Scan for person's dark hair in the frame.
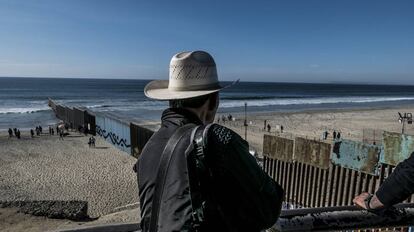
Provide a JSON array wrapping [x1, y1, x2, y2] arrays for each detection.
[[169, 92, 218, 109]]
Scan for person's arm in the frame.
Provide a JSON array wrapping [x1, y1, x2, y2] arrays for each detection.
[[353, 192, 385, 210], [354, 151, 414, 209]]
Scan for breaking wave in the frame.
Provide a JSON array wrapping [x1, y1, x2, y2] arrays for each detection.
[[79, 96, 414, 113], [219, 96, 414, 108], [0, 107, 51, 114]]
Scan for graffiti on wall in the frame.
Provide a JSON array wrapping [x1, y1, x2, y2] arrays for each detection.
[[96, 125, 131, 148], [95, 114, 131, 154]]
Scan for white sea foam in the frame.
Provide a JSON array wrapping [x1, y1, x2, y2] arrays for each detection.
[[0, 107, 51, 114], [219, 96, 414, 108], [51, 96, 414, 114]]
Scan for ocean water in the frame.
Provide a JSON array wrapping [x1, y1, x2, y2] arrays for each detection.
[[1, 77, 414, 130]]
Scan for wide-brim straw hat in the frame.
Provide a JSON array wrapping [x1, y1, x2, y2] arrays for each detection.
[[144, 51, 237, 100]]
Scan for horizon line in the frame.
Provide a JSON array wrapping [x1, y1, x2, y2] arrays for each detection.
[[0, 76, 413, 87]]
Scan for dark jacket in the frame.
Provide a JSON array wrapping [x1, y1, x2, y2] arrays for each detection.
[[136, 108, 284, 232], [376, 151, 414, 207]]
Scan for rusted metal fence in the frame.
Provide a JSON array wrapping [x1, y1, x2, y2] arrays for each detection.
[[264, 133, 414, 230], [130, 123, 154, 158], [263, 133, 414, 209]]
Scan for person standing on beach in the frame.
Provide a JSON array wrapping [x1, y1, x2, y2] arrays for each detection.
[[135, 51, 284, 232], [323, 130, 329, 140], [333, 130, 337, 140], [16, 129, 21, 139], [30, 129, 34, 138], [264, 120, 267, 130], [59, 129, 64, 140], [8, 128, 13, 138]]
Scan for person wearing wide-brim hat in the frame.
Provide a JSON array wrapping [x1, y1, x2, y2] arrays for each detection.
[[135, 51, 284, 232], [144, 50, 236, 100]]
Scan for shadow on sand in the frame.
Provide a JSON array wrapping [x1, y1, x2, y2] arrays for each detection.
[[92, 146, 109, 149]]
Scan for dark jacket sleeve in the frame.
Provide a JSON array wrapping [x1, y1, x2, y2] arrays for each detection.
[[208, 125, 285, 229], [376, 151, 414, 207]]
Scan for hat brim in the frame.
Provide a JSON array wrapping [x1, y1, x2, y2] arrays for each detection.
[[144, 79, 238, 100]]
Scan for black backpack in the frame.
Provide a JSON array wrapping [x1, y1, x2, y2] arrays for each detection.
[[148, 123, 283, 232], [148, 123, 220, 232]]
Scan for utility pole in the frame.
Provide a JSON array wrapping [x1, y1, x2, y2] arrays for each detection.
[[398, 112, 413, 134], [244, 102, 247, 141]]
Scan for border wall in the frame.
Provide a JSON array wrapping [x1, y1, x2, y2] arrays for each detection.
[[48, 99, 154, 157], [96, 113, 132, 154], [73, 107, 85, 130], [130, 122, 154, 158], [263, 133, 414, 209]]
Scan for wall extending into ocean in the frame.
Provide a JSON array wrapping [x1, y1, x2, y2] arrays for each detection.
[[48, 98, 154, 158]]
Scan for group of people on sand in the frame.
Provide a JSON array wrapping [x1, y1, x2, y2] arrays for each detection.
[[322, 130, 341, 140], [29, 125, 62, 138], [8, 128, 21, 139], [48, 126, 55, 135], [33, 125, 43, 136], [9, 124, 66, 140], [264, 120, 284, 133], [217, 114, 234, 124]]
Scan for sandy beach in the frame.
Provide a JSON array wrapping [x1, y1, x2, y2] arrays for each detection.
[[1, 105, 414, 231], [0, 130, 140, 231], [222, 105, 414, 154]]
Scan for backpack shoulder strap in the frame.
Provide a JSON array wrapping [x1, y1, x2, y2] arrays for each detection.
[[187, 123, 214, 228], [190, 123, 214, 150], [189, 123, 214, 174], [190, 123, 235, 231], [149, 123, 195, 232]]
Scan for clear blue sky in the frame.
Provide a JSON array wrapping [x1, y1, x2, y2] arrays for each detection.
[[0, 0, 413, 84]]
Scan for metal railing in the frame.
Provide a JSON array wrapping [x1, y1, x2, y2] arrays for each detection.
[[58, 204, 414, 232], [273, 203, 414, 231]]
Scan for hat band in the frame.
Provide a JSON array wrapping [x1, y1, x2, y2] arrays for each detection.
[[168, 82, 221, 91]]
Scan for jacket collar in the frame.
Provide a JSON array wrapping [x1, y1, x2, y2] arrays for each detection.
[[161, 108, 203, 127]]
